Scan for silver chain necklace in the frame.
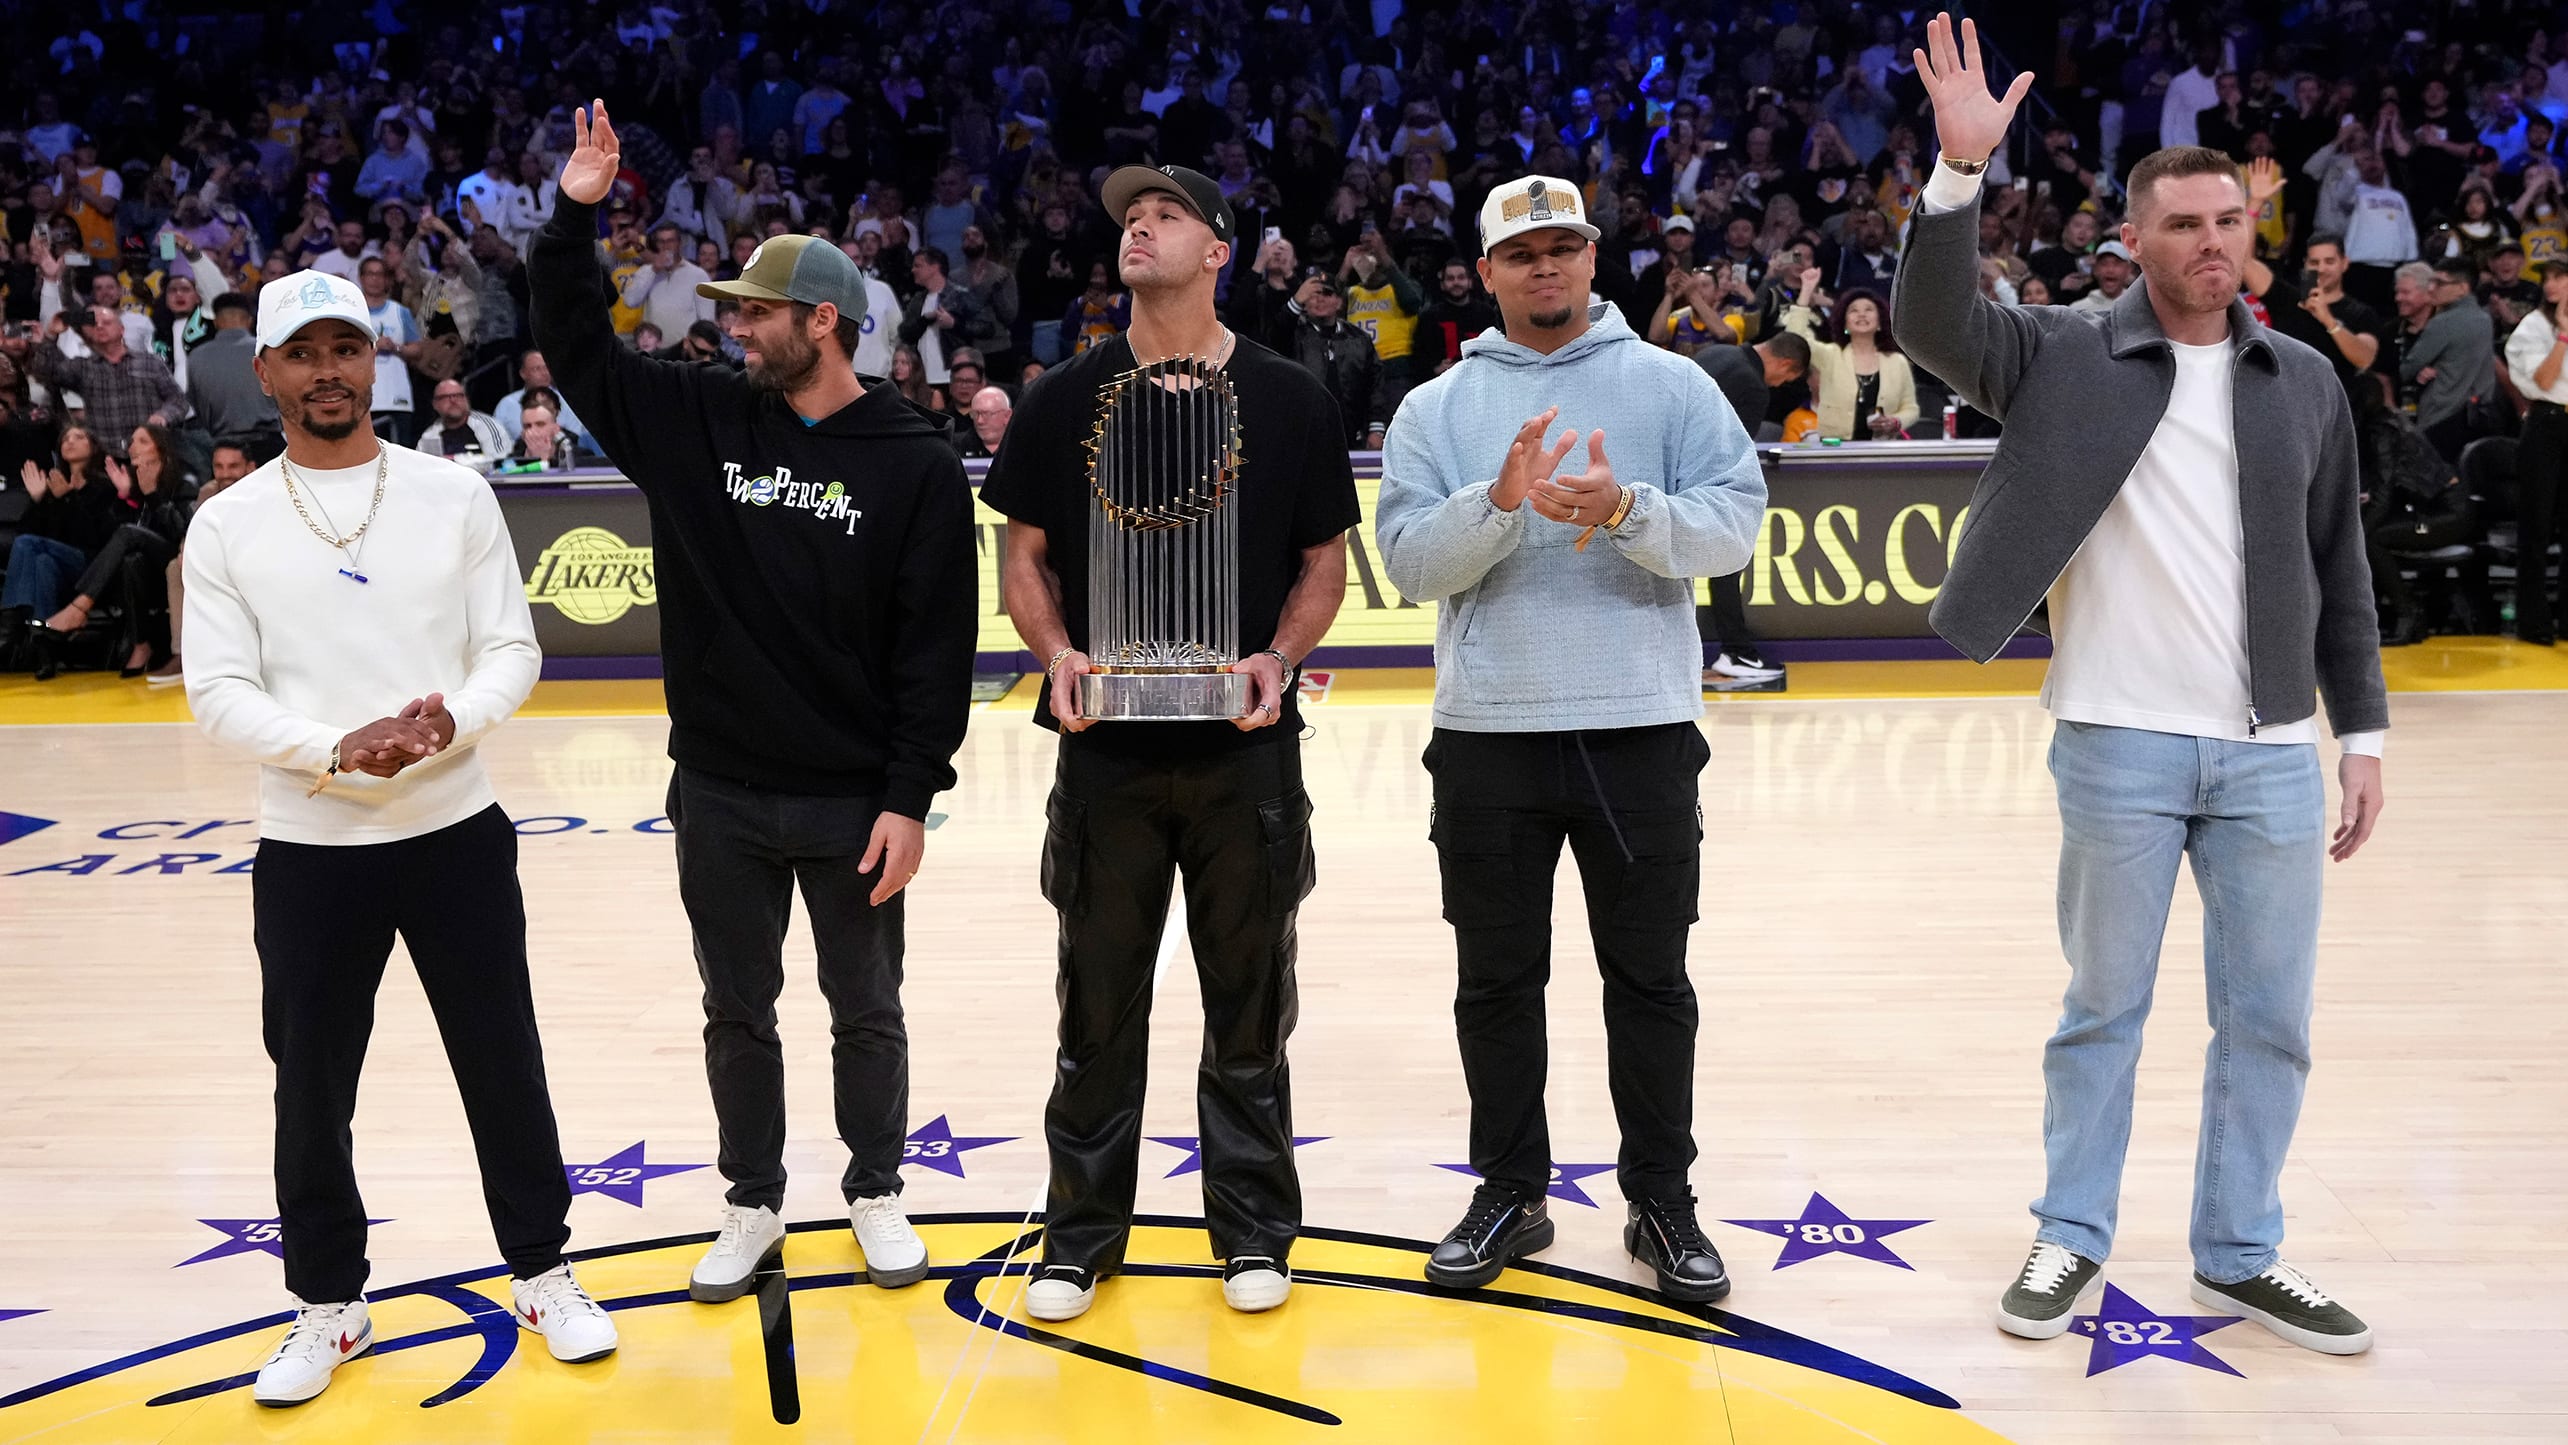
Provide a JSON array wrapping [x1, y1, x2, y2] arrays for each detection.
[[279, 445, 387, 584]]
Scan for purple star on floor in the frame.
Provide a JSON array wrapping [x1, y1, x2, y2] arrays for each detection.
[[0, 1310, 41, 1324], [1436, 1162, 1618, 1209], [179, 1217, 389, 1267], [1146, 1135, 1329, 1178], [563, 1141, 708, 1207], [901, 1115, 1017, 1179], [1721, 1192, 1933, 1270], [2071, 1284, 2245, 1377]]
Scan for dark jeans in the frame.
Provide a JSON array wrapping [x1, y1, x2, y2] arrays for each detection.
[[1, 534, 87, 615], [254, 806, 572, 1302], [2517, 403, 2567, 643], [1038, 736, 1315, 1275], [1424, 723, 1708, 1205], [1696, 572, 1762, 661], [666, 765, 908, 1209]]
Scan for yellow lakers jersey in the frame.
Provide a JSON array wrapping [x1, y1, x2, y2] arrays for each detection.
[[1346, 283, 1415, 361]]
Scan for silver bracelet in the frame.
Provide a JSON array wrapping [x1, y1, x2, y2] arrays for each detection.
[[1046, 646, 1075, 675]]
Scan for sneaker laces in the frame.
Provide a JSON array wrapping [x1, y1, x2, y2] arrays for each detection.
[[712, 1205, 758, 1255], [270, 1301, 352, 1362], [1453, 1184, 1523, 1241], [2260, 1261, 2333, 1308], [2021, 1242, 2082, 1295], [525, 1267, 604, 1321], [853, 1195, 910, 1239], [1640, 1195, 1711, 1254]]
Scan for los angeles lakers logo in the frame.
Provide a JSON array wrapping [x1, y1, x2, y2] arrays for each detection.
[[0, 1215, 2010, 1442], [524, 527, 657, 625]]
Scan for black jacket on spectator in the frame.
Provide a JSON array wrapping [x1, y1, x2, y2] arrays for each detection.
[[1417, 293, 1502, 372], [1264, 306, 1387, 443], [530, 196, 977, 818]]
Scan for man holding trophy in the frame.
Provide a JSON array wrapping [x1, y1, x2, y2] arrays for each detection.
[[984, 163, 1362, 1323]]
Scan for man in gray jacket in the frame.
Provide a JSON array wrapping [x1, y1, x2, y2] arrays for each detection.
[[1899, 14, 2388, 1357], [1378, 174, 1765, 1304], [2395, 259, 2497, 461]]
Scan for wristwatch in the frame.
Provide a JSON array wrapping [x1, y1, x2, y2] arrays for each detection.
[[1937, 152, 1993, 177]]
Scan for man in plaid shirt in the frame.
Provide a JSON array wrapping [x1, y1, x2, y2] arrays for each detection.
[[28, 305, 190, 455]]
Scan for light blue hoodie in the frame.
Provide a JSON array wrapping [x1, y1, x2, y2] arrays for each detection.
[[1377, 303, 1766, 732]]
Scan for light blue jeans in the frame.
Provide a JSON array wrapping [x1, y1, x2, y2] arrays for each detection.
[[2036, 720, 2325, 1285]]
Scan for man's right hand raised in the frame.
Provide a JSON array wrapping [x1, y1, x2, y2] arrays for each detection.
[[561, 99, 621, 207], [1912, 13, 2035, 165], [1490, 407, 1578, 513]]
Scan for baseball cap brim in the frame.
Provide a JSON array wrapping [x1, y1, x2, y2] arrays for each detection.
[[696, 277, 793, 303], [1100, 164, 1234, 241]]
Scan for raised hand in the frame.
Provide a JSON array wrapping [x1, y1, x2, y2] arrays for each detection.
[[1530, 428, 1621, 530], [560, 99, 621, 206], [1491, 407, 1578, 513], [1913, 13, 2035, 164], [2246, 156, 2285, 207], [105, 457, 133, 497]]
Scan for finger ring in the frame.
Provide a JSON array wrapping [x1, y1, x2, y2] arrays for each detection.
[[1568, 505, 1581, 521]]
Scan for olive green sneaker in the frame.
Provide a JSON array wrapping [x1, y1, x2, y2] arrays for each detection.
[[2191, 1262, 2373, 1355], [1996, 1241, 2104, 1339]]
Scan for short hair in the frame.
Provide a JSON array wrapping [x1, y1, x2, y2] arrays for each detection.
[[2126, 146, 2248, 218], [1763, 330, 1813, 370], [2303, 231, 2346, 257], [2393, 261, 2437, 290], [2431, 258, 2475, 287], [789, 300, 863, 358], [916, 246, 949, 274], [211, 440, 252, 461]]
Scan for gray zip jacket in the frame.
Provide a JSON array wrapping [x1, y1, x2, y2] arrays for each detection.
[[1892, 190, 2389, 739]]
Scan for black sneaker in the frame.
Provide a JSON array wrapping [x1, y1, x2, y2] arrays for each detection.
[[1025, 1264, 1096, 1322], [1625, 1194, 1730, 1302], [1221, 1255, 1291, 1312], [1995, 1240, 2104, 1339], [2192, 1262, 2373, 1355], [1426, 1183, 1554, 1290]]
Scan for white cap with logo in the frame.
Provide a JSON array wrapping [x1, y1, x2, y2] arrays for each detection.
[[1478, 175, 1602, 254], [256, 270, 378, 350]]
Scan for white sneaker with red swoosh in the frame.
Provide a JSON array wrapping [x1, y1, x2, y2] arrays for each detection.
[[252, 1297, 372, 1407], [510, 1264, 619, 1363]]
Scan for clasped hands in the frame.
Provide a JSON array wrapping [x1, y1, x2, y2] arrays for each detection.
[[1492, 407, 1625, 539]]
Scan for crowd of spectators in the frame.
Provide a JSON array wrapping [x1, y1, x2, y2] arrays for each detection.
[[2, 0, 2561, 668]]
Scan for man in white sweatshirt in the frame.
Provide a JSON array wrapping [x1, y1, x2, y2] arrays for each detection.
[[182, 269, 617, 1408], [1376, 174, 1766, 1304]]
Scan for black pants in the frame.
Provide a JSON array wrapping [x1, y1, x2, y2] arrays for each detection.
[[2517, 403, 2568, 643], [1696, 572, 1761, 660], [2365, 491, 2479, 616], [666, 766, 907, 1209], [1038, 736, 1315, 1275], [1425, 724, 1708, 1205], [74, 523, 176, 652], [254, 806, 572, 1302]]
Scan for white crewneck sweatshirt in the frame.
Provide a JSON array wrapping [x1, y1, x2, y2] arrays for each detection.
[[182, 448, 542, 845], [1921, 162, 2383, 758]]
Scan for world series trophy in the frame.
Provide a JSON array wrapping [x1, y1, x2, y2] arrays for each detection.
[[1078, 353, 1250, 721]]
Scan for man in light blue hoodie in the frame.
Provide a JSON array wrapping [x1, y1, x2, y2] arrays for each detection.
[[1377, 174, 1767, 1303]]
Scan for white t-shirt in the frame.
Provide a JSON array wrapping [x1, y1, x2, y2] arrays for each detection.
[[852, 276, 900, 377], [2341, 184, 2419, 265], [312, 246, 369, 282], [2040, 338, 2381, 754], [369, 299, 419, 412], [917, 287, 951, 383], [181, 448, 541, 845], [2160, 67, 2219, 149]]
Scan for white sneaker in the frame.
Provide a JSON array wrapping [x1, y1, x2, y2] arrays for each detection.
[[1222, 1257, 1291, 1313], [690, 1203, 786, 1302], [252, 1297, 372, 1407], [1025, 1264, 1096, 1322], [1708, 651, 1785, 681], [510, 1264, 618, 1363], [851, 1194, 930, 1288]]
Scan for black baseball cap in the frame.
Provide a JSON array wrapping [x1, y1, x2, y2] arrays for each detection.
[[1100, 164, 1235, 245]]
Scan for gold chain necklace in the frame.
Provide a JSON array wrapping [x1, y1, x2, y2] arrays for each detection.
[[279, 446, 387, 583]]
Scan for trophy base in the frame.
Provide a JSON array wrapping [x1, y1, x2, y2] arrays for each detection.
[[1079, 669, 1250, 722]]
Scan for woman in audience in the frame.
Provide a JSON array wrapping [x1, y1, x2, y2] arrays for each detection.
[[1783, 273, 1919, 440], [33, 424, 199, 678], [889, 343, 939, 410], [6, 425, 117, 675]]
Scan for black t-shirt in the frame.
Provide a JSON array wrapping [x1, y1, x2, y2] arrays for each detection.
[[980, 333, 1362, 757], [1694, 345, 1771, 436], [2260, 274, 2387, 400]]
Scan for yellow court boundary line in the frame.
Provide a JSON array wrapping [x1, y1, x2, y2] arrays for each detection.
[[2, 640, 2561, 728]]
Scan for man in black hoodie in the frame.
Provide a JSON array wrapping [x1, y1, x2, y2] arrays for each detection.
[[531, 101, 976, 1306]]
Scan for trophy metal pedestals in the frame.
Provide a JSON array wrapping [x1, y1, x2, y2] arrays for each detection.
[[1078, 354, 1248, 722]]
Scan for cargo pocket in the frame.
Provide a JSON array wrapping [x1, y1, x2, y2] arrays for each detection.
[[1427, 809, 1529, 928], [1605, 810, 1704, 930], [1256, 787, 1318, 917], [1039, 789, 1087, 916]]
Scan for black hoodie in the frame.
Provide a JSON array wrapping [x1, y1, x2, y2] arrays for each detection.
[[531, 197, 976, 818]]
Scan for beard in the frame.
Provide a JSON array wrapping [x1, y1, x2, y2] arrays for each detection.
[[745, 325, 823, 393], [282, 387, 368, 441], [1527, 306, 1576, 330]]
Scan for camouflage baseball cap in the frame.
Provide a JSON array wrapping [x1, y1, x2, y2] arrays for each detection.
[[697, 234, 864, 317]]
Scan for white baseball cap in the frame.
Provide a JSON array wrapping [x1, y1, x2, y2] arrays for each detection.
[[256, 270, 377, 350], [1478, 174, 1600, 254]]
